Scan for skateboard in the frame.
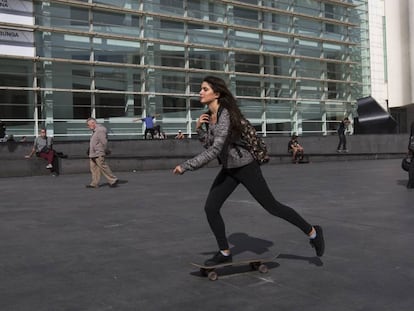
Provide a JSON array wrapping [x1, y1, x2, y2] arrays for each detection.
[[191, 258, 272, 281]]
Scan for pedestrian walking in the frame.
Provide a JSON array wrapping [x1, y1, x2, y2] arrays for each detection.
[[337, 117, 350, 152], [86, 118, 118, 188]]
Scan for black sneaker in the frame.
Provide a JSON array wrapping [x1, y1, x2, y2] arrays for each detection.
[[204, 251, 233, 266], [310, 225, 325, 257]]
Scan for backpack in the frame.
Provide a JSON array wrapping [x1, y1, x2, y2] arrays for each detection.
[[236, 118, 270, 165]]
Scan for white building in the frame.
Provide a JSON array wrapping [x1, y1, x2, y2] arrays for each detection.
[[0, 0, 369, 140], [369, 0, 414, 130]]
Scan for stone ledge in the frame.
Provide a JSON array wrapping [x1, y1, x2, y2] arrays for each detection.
[[0, 152, 406, 177], [0, 134, 410, 177]]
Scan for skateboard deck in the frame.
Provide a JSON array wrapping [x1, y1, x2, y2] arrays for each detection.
[[191, 258, 272, 281]]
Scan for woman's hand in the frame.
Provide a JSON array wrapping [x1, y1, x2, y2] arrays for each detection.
[[196, 113, 210, 129], [173, 165, 184, 175]]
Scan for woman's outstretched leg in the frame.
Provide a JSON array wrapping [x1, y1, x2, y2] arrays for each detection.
[[236, 162, 325, 257]]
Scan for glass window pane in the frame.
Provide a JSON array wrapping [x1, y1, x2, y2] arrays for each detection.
[[94, 0, 140, 10], [263, 13, 290, 32], [72, 91, 92, 120], [233, 7, 259, 28], [295, 0, 320, 15], [154, 19, 185, 41], [158, 45, 185, 68], [93, 11, 140, 36], [95, 67, 127, 91], [187, 1, 225, 22], [94, 38, 140, 64], [162, 96, 187, 118], [263, 34, 290, 53], [35, 3, 89, 29], [233, 31, 260, 50], [0, 59, 34, 87], [298, 81, 324, 100], [188, 23, 225, 46], [238, 98, 263, 119], [235, 53, 260, 74], [0, 89, 32, 119], [299, 102, 322, 119], [297, 19, 322, 37], [266, 100, 292, 119], [37, 33, 91, 58], [297, 60, 322, 78], [156, 0, 185, 17], [296, 40, 320, 58], [159, 71, 186, 93]]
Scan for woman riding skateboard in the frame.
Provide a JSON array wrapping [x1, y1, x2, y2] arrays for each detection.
[[173, 76, 325, 266]]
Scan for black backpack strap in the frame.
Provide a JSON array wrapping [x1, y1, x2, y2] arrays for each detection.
[[214, 106, 232, 166]]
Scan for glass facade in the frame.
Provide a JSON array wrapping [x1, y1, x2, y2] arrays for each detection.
[[0, 0, 369, 140]]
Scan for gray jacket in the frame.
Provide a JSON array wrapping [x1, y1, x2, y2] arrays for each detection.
[[34, 136, 53, 153], [180, 108, 253, 172], [89, 124, 108, 158]]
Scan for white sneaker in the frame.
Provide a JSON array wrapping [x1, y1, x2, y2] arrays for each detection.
[[46, 164, 53, 169]]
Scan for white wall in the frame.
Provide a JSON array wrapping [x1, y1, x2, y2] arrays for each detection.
[[384, 0, 412, 108], [409, 1, 414, 104], [368, 0, 387, 108]]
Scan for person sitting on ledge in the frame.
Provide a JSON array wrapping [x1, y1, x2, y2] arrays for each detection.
[[288, 134, 304, 163], [25, 128, 55, 170], [175, 130, 185, 140]]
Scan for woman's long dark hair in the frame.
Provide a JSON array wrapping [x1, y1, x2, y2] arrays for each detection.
[[202, 76, 243, 140]]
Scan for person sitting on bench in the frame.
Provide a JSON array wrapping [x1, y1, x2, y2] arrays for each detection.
[[25, 128, 55, 169], [288, 134, 304, 163]]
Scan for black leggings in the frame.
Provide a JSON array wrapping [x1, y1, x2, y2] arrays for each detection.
[[204, 161, 313, 250], [408, 155, 414, 188]]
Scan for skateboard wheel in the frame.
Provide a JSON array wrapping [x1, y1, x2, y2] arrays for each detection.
[[207, 271, 218, 281], [250, 262, 260, 270], [258, 264, 268, 274], [199, 268, 208, 276]]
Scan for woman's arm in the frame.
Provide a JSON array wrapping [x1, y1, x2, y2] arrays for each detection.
[[179, 109, 230, 172], [25, 139, 37, 158]]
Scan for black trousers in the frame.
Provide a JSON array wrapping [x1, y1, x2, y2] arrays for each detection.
[[204, 161, 313, 250], [337, 133, 346, 150], [144, 128, 155, 139]]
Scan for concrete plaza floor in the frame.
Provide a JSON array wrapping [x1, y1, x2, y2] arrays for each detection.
[[0, 159, 413, 311]]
